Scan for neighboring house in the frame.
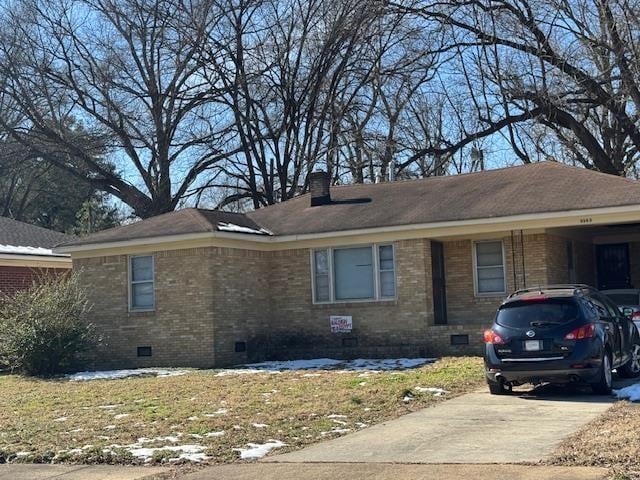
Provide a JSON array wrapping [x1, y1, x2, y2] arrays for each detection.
[[56, 161, 640, 369], [0, 217, 72, 295]]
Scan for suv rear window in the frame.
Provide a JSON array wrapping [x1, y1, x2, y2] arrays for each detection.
[[604, 293, 640, 306], [496, 298, 583, 329]]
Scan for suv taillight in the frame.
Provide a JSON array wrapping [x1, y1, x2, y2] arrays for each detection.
[[484, 329, 505, 344], [632, 311, 640, 321], [564, 324, 595, 340]]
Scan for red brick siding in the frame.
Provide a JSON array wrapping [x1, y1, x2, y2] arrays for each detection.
[[0, 266, 69, 295]]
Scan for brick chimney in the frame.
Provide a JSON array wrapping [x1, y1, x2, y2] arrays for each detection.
[[309, 171, 331, 206]]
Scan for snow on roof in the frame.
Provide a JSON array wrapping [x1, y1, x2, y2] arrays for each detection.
[[0, 244, 69, 257], [217, 222, 272, 235]]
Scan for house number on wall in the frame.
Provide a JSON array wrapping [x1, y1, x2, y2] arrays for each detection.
[[579, 217, 593, 224]]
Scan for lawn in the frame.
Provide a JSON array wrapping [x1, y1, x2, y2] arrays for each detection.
[[549, 400, 640, 480], [0, 357, 483, 466]]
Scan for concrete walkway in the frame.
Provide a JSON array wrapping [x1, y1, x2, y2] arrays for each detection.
[[266, 388, 615, 464], [182, 464, 608, 480], [0, 465, 167, 480]]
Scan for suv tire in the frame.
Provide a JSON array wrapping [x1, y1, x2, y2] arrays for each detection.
[[619, 342, 640, 378], [487, 378, 509, 395], [591, 351, 613, 395]]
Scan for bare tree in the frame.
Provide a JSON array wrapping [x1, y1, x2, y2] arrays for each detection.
[[198, 0, 393, 208], [0, 0, 240, 218], [397, 0, 640, 176]]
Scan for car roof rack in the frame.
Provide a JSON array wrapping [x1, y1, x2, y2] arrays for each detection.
[[508, 284, 596, 299]]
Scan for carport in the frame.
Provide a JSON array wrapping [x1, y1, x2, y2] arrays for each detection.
[[547, 222, 640, 290]]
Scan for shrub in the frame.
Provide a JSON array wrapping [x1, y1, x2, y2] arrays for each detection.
[[0, 272, 96, 376]]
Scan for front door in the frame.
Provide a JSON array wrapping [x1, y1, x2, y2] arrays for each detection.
[[597, 243, 631, 290]]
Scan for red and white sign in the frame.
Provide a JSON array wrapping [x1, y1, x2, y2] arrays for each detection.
[[330, 315, 352, 333]]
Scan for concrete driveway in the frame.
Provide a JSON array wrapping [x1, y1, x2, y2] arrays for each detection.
[[183, 464, 607, 480], [265, 384, 618, 464]]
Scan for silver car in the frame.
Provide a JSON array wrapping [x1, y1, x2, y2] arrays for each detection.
[[603, 289, 640, 333]]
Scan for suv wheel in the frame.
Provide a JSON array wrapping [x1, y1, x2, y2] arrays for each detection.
[[619, 342, 640, 378], [591, 352, 613, 395], [487, 378, 510, 395]]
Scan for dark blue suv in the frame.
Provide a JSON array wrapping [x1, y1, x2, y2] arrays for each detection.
[[484, 285, 640, 395]]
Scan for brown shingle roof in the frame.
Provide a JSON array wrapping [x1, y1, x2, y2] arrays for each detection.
[[247, 161, 640, 235], [0, 216, 73, 249], [58, 209, 265, 247], [59, 162, 640, 247]]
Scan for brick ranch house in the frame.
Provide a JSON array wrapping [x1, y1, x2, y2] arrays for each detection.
[[0, 217, 72, 295], [56, 161, 640, 369]]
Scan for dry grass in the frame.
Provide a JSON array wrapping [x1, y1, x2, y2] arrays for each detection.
[[549, 401, 640, 480], [0, 357, 483, 466]]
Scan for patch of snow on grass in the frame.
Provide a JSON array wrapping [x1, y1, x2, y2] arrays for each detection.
[[114, 414, 130, 419], [233, 440, 286, 459], [218, 357, 436, 375], [214, 369, 266, 377], [53, 417, 67, 422], [252, 423, 268, 428], [125, 444, 208, 463], [205, 431, 225, 437], [614, 383, 640, 401], [95, 437, 206, 463], [344, 358, 436, 371], [414, 387, 448, 396], [67, 368, 187, 381], [327, 414, 347, 418], [243, 359, 343, 370], [204, 408, 228, 416], [138, 435, 182, 444]]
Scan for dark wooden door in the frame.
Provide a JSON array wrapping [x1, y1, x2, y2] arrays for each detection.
[[597, 243, 631, 290], [431, 241, 448, 325]]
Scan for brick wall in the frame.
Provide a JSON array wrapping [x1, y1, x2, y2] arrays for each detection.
[[431, 234, 550, 355], [266, 239, 433, 360], [75, 249, 217, 369], [0, 266, 68, 295], [209, 247, 271, 366], [74, 232, 584, 368]]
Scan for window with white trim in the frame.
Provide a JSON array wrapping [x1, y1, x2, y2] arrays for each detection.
[[129, 255, 155, 310], [312, 245, 396, 303], [474, 241, 506, 295]]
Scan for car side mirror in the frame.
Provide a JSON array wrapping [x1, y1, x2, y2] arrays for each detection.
[[622, 307, 634, 319]]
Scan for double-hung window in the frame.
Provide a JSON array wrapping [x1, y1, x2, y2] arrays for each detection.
[[129, 255, 155, 311], [474, 241, 506, 295], [312, 244, 396, 303]]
